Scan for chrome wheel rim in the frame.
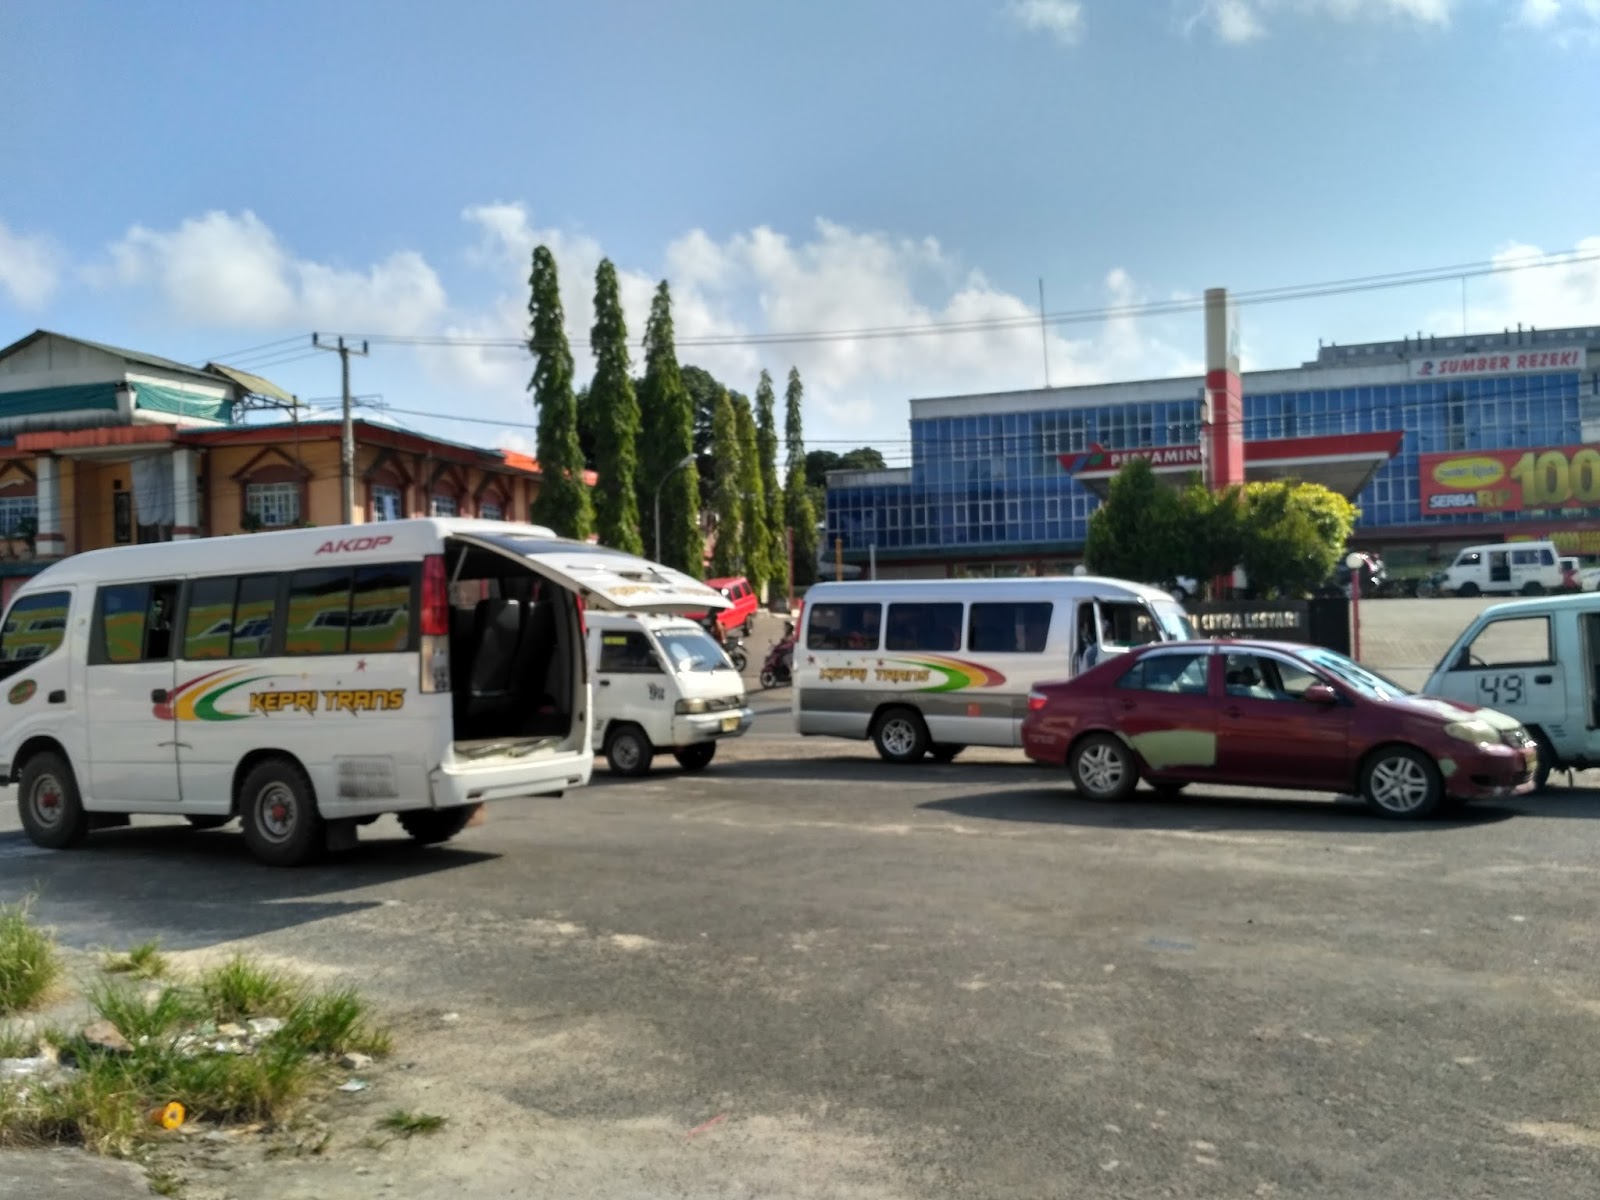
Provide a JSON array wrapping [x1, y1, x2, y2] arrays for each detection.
[[254, 782, 298, 844], [880, 718, 918, 758], [27, 772, 65, 830], [613, 736, 643, 771], [1076, 743, 1126, 796], [1369, 755, 1431, 813]]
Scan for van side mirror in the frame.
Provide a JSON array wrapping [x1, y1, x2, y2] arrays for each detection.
[[1303, 683, 1339, 705]]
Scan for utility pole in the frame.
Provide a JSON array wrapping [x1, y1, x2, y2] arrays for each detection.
[[313, 334, 370, 524], [1038, 278, 1051, 388]]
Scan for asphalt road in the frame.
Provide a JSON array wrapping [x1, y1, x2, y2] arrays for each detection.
[[4, 709, 1600, 1198]]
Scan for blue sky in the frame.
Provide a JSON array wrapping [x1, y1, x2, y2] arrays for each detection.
[[2, 0, 1598, 462]]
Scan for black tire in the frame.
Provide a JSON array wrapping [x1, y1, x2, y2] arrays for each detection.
[[1529, 728, 1555, 792], [1522, 581, 1545, 596], [1068, 734, 1138, 802], [673, 743, 717, 771], [238, 757, 325, 867], [1457, 582, 1480, 598], [872, 707, 930, 764], [742, 618, 755, 637], [605, 724, 654, 777], [1150, 781, 1188, 801], [17, 750, 89, 850], [759, 668, 779, 690], [1359, 745, 1444, 820], [398, 806, 476, 845], [185, 815, 232, 830], [729, 649, 747, 673], [929, 744, 965, 764]]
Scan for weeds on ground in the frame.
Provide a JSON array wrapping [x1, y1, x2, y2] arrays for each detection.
[[0, 901, 61, 1015], [0, 1026, 40, 1059], [199, 955, 305, 1021], [102, 939, 169, 981], [146, 1167, 184, 1196], [88, 982, 202, 1045], [377, 1109, 446, 1138], [278, 987, 393, 1058]]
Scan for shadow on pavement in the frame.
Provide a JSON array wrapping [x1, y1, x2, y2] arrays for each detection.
[[919, 786, 1519, 834], [0, 824, 497, 951]]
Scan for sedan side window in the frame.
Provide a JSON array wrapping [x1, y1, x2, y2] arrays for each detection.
[[1224, 653, 1322, 702], [1118, 652, 1209, 695]]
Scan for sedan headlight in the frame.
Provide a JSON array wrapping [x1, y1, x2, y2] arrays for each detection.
[[1444, 720, 1497, 746], [675, 698, 708, 715]]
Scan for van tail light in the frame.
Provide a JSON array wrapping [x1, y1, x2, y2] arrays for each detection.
[[1027, 690, 1048, 712], [575, 594, 587, 636], [420, 554, 450, 694]]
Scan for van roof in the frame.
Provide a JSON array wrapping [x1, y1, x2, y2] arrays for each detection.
[[12, 519, 560, 589], [1466, 591, 1600, 618], [587, 611, 705, 630], [802, 576, 1176, 603]]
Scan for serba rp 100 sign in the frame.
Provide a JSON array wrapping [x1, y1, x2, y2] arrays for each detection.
[[1419, 445, 1600, 515]]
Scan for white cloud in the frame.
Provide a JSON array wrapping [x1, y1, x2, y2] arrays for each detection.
[[1190, 0, 1456, 42], [1006, 0, 1086, 45], [1430, 238, 1600, 336], [0, 220, 63, 309], [92, 210, 448, 334], [1512, 0, 1600, 44], [1518, 0, 1563, 24]]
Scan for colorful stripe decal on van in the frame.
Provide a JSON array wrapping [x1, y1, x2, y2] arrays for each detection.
[[900, 656, 1007, 692], [160, 669, 267, 722]]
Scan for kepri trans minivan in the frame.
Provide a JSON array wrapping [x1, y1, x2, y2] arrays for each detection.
[[0, 519, 727, 866]]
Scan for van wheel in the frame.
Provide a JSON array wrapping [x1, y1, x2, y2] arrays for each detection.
[[238, 758, 324, 867], [1457, 582, 1480, 597], [1069, 734, 1137, 802], [398, 806, 476, 845], [1522, 581, 1545, 596], [1360, 745, 1443, 819], [606, 724, 654, 777], [673, 743, 717, 771], [929, 744, 965, 763], [742, 617, 755, 637], [1529, 728, 1555, 792], [873, 707, 929, 764], [185, 815, 232, 830], [18, 750, 89, 850]]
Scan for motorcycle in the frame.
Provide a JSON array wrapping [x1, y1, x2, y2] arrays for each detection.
[[725, 634, 748, 674], [759, 636, 794, 690], [1414, 571, 1447, 598]]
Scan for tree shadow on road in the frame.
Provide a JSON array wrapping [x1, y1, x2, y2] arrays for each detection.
[[919, 786, 1519, 835], [0, 823, 498, 951]]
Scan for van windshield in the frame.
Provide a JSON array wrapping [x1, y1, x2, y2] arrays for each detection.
[[657, 629, 734, 673], [1150, 601, 1195, 641]]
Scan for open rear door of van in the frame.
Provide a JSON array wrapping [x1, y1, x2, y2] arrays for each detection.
[[451, 532, 732, 614]]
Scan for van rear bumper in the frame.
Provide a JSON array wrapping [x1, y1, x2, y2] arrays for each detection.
[[429, 750, 593, 808]]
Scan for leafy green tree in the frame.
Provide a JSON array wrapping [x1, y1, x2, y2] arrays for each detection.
[[588, 259, 643, 553], [680, 364, 747, 509], [804, 447, 887, 490], [636, 282, 703, 573], [526, 245, 593, 539], [783, 367, 819, 586], [755, 370, 787, 599], [709, 390, 744, 577], [1083, 458, 1187, 583], [1236, 481, 1358, 597], [574, 384, 598, 470], [733, 395, 770, 591]]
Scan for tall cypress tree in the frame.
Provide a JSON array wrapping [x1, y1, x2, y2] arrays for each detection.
[[527, 245, 593, 539], [784, 367, 818, 584], [588, 259, 643, 553], [709, 390, 743, 577], [754, 370, 787, 599], [637, 282, 703, 574], [734, 395, 769, 591]]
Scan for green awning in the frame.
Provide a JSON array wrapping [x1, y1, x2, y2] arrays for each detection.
[[133, 383, 234, 423], [0, 383, 121, 418]]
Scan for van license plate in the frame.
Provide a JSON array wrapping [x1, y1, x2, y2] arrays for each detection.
[[721, 715, 739, 732]]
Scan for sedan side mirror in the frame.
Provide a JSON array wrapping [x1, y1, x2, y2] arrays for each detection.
[[1303, 683, 1339, 705]]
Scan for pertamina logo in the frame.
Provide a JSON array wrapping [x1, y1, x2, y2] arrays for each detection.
[[1431, 457, 1505, 488], [315, 535, 394, 555]]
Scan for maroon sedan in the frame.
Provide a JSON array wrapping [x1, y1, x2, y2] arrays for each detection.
[[1021, 640, 1537, 819]]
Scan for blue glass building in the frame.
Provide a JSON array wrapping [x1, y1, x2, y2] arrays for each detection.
[[825, 325, 1600, 576]]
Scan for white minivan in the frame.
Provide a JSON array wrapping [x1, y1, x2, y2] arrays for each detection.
[[795, 576, 1194, 762], [1424, 591, 1600, 789], [0, 519, 727, 866], [587, 612, 753, 776], [1442, 540, 1563, 597]]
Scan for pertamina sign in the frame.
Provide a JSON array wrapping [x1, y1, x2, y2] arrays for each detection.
[[1063, 443, 1202, 475], [1420, 444, 1600, 515], [1409, 347, 1585, 380]]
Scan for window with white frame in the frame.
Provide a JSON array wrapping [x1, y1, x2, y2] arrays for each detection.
[[479, 501, 504, 520], [0, 494, 38, 536], [430, 494, 458, 517], [371, 485, 403, 522], [245, 482, 300, 528]]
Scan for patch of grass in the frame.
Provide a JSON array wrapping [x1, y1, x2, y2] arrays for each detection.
[[377, 1109, 445, 1138], [146, 1167, 184, 1197], [0, 1062, 146, 1156], [88, 983, 202, 1045], [277, 987, 392, 1059], [198, 956, 304, 1022], [0, 1026, 39, 1059], [102, 940, 168, 981], [0, 901, 61, 1016]]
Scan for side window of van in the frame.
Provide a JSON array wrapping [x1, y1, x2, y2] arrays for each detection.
[[968, 602, 1053, 653], [599, 632, 661, 673], [885, 603, 963, 652], [284, 566, 415, 656], [0, 591, 71, 678], [807, 604, 882, 651], [1541, 549, 1556, 567], [183, 575, 283, 661], [94, 581, 180, 664], [1455, 616, 1553, 669]]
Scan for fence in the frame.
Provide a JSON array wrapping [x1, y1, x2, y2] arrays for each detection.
[[1183, 598, 1351, 656]]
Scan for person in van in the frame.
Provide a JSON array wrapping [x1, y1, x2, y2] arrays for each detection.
[[1074, 604, 1102, 676]]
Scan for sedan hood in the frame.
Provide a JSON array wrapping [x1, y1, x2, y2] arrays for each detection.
[[1389, 693, 1524, 731]]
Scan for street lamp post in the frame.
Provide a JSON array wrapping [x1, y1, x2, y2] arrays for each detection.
[[1346, 551, 1373, 662], [654, 453, 696, 564]]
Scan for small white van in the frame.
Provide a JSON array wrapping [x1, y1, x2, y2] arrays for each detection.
[[0, 519, 727, 866], [1442, 540, 1563, 597], [587, 612, 753, 775], [1423, 591, 1600, 788], [794, 576, 1194, 762]]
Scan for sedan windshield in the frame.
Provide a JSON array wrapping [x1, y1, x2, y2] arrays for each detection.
[[657, 630, 733, 673], [1301, 646, 1409, 700]]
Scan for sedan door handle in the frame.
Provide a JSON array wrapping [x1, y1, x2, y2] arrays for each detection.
[[151, 688, 169, 703], [1223, 705, 1242, 718], [1534, 674, 1554, 685]]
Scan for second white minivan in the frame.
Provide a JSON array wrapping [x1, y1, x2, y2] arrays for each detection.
[[1442, 540, 1563, 597], [587, 612, 753, 775]]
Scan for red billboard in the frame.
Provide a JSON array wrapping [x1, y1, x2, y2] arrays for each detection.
[[1419, 445, 1600, 515]]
